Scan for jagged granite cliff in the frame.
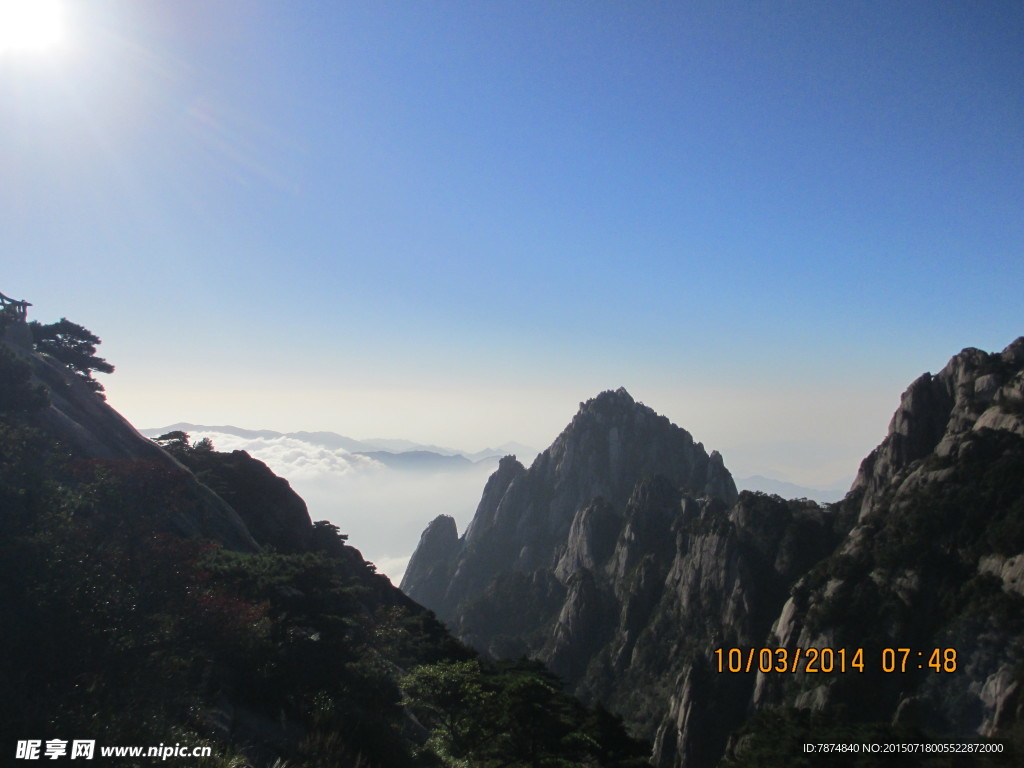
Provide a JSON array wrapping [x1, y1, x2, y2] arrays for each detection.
[[404, 343, 1024, 768], [735, 338, 1024, 757], [403, 387, 736, 608], [402, 389, 751, 750]]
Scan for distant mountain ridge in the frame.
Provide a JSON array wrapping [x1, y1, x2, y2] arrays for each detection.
[[140, 423, 536, 468], [142, 422, 374, 452], [355, 450, 474, 472]]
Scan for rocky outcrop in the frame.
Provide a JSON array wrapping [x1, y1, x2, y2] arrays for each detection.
[[402, 514, 461, 609], [852, 337, 1024, 521], [174, 448, 314, 553], [627, 492, 840, 766], [1, 316, 500, 768]]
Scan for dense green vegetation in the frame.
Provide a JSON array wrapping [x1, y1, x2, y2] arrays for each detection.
[[401, 659, 648, 768], [0, 344, 648, 767]]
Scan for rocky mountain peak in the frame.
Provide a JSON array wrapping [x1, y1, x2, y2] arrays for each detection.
[[496, 453, 524, 471], [401, 389, 742, 741], [1003, 336, 1024, 365], [402, 390, 739, 601], [562, 388, 665, 445], [533, 389, 737, 516], [580, 386, 636, 412]]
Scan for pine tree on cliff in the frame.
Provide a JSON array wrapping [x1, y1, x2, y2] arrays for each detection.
[[29, 318, 114, 397]]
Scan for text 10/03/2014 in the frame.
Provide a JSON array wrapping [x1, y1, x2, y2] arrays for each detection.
[[713, 647, 958, 674]]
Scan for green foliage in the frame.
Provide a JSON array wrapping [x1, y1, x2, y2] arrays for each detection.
[[154, 430, 219, 458], [29, 317, 114, 396], [154, 430, 192, 452], [0, 451, 260, 763], [153, 431, 216, 456], [401, 658, 649, 768], [312, 518, 348, 542], [402, 660, 495, 762], [996, 393, 1024, 418]]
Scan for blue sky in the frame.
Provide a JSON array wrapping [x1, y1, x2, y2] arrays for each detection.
[[3, 1, 1022, 487]]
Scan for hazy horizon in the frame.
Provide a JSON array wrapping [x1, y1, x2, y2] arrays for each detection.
[[127, 365, 919, 491], [141, 410, 858, 492]]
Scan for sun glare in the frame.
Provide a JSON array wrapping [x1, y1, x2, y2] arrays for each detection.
[[0, 0, 65, 54]]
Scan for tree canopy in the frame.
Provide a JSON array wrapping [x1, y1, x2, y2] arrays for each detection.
[[153, 432, 216, 457], [29, 318, 114, 396], [401, 658, 650, 768]]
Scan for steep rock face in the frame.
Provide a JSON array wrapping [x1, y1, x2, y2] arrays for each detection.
[[728, 339, 1024, 761], [852, 337, 1024, 521], [402, 514, 461, 610], [645, 498, 829, 761]]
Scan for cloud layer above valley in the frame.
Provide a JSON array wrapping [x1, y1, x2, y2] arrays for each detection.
[[188, 431, 385, 478]]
